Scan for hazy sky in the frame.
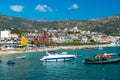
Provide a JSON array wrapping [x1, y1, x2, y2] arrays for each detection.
[[0, 0, 120, 20]]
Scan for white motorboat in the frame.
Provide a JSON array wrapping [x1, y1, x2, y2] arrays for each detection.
[[16, 56, 26, 59], [40, 51, 76, 62]]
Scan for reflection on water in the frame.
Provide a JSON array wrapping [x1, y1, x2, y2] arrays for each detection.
[[0, 46, 120, 80]]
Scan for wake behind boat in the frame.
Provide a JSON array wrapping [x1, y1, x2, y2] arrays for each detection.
[[40, 51, 76, 62]]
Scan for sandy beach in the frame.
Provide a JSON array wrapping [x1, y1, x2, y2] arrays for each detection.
[[0, 44, 119, 56]]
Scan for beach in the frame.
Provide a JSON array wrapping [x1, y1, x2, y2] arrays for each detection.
[[0, 44, 119, 55]]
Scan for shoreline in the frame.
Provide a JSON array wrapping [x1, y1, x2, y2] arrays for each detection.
[[0, 44, 120, 56]]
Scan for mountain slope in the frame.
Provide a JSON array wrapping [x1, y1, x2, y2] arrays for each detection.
[[0, 14, 120, 35]]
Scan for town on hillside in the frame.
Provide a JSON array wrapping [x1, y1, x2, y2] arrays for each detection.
[[0, 27, 120, 51]]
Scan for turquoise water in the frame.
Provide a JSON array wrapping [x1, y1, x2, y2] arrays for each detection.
[[0, 46, 120, 80]]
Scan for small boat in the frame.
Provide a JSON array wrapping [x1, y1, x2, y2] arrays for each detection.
[[16, 56, 26, 59], [40, 51, 76, 62], [7, 60, 15, 65], [83, 58, 120, 64], [85, 47, 94, 50], [83, 53, 120, 64]]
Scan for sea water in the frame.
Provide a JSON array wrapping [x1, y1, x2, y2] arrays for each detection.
[[0, 46, 120, 80]]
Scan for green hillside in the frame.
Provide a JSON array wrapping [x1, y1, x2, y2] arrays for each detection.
[[0, 14, 120, 36]]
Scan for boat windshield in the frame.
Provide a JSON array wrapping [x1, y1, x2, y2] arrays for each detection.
[[61, 52, 67, 55]]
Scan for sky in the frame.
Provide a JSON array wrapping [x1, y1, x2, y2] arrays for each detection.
[[0, 0, 120, 20]]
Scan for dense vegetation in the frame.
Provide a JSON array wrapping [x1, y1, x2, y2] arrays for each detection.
[[0, 14, 120, 36]]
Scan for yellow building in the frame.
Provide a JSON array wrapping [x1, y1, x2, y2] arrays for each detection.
[[21, 37, 28, 46]]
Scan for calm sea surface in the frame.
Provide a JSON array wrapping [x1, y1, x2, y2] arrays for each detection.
[[0, 46, 120, 80]]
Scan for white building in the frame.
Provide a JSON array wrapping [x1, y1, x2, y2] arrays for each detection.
[[58, 36, 65, 42], [0, 30, 11, 39], [81, 36, 88, 42]]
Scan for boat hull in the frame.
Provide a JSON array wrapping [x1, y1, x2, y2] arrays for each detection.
[[44, 57, 74, 62], [83, 58, 120, 64], [40, 56, 75, 62]]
